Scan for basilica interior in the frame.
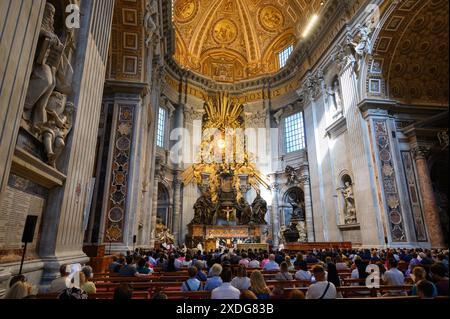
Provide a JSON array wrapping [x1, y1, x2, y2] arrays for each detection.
[[0, 0, 448, 298]]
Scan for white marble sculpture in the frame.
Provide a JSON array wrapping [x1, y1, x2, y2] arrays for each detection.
[[23, 3, 64, 129], [340, 181, 357, 224], [41, 92, 74, 167], [326, 78, 344, 119], [144, 0, 158, 48]]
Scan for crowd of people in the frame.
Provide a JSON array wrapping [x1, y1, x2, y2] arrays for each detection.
[[3, 246, 449, 300]]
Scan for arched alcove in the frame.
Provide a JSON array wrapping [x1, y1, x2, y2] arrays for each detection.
[[282, 187, 305, 226], [157, 183, 171, 227]]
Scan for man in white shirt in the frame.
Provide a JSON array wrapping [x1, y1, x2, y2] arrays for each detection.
[[211, 268, 240, 299], [49, 264, 72, 293], [306, 265, 337, 299], [382, 258, 406, 296]]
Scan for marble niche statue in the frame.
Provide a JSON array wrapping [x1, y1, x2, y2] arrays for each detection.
[[250, 189, 268, 225], [23, 3, 74, 168], [288, 195, 305, 221], [144, 0, 158, 48], [339, 181, 358, 224], [326, 78, 344, 119]]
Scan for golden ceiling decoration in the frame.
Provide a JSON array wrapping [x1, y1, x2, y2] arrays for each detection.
[[173, 0, 323, 82]]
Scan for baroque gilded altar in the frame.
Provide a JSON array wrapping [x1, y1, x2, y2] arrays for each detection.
[[183, 92, 270, 246]]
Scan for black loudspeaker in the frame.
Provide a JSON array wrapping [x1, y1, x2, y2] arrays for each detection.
[[22, 215, 38, 243], [133, 235, 137, 244]]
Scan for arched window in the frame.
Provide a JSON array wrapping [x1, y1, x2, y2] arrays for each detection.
[[278, 44, 294, 69], [156, 107, 167, 148], [284, 112, 306, 153]]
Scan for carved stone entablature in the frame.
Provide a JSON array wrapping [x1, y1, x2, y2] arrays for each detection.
[[245, 107, 267, 128], [325, 116, 347, 139], [358, 99, 396, 120], [184, 106, 204, 124]]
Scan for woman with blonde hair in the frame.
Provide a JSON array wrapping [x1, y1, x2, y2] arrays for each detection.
[[284, 256, 295, 271], [79, 269, 97, 294], [273, 262, 294, 296], [5, 281, 32, 299], [249, 270, 271, 299]]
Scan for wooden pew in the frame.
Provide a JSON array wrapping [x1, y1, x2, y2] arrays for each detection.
[[95, 281, 190, 293], [36, 291, 149, 299], [88, 291, 149, 299], [161, 291, 211, 299], [93, 276, 153, 283], [345, 296, 420, 300], [284, 285, 413, 298], [266, 280, 311, 288]]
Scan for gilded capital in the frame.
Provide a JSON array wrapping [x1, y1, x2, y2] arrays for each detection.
[[411, 146, 431, 160]]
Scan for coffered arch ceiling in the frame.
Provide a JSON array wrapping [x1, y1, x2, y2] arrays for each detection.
[[372, 0, 449, 106], [173, 0, 324, 83]]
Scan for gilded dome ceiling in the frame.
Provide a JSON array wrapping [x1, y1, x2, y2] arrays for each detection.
[[173, 0, 324, 83]]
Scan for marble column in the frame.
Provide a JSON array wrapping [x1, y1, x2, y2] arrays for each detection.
[[171, 103, 184, 244], [149, 175, 160, 248], [172, 177, 182, 244], [412, 146, 445, 248], [302, 176, 315, 242], [271, 182, 280, 248]]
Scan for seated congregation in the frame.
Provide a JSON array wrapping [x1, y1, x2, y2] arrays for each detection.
[[4, 248, 449, 300]]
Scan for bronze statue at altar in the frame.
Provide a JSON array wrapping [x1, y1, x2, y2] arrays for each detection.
[[250, 189, 268, 225], [189, 174, 268, 226], [192, 190, 217, 225]]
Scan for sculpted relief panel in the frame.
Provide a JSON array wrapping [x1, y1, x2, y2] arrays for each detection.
[[213, 19, 238, 44], [20, 2, 75, 171], [259, 6, 284, 32], [174, 0, 198, 22]]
